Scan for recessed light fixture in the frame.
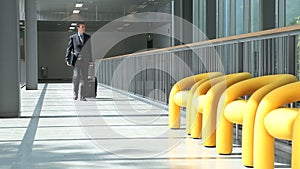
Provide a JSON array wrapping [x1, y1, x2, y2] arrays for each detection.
[[73, 9, 80, 14], [75, 3, 83, 8], [71, 23, 77, 26], [69, 27, 75, 30], [123, 23, 130, 27]]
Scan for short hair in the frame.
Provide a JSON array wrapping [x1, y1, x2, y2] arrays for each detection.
[[77, 21, 85, 27]]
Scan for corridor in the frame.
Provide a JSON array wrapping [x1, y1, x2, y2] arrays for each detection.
[[0, 83, 289, 169]]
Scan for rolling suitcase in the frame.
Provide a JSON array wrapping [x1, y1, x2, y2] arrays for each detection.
[[86, 63, 97, 98]]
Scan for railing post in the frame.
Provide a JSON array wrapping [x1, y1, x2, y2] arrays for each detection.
[[238, 42, 244, 72], [288, 35, 296, 75]]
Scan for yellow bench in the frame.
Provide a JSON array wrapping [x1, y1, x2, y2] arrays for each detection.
[[189, 73, 248, 137], [189, 72, 252, 147], [169, 72, 222, 128], [186, 75, 228, 134], [215, 74, 297, 167], [254, 82, 300, 169]]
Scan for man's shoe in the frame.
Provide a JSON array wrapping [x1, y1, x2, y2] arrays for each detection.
[[74, 92, 78, 100], [80, 97, 87, 101]]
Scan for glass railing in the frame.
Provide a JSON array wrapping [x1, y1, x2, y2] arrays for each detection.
[[95, 25, 300, 104]]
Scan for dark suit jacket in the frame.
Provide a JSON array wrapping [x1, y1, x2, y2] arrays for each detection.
[[65, 33, 92, 66]]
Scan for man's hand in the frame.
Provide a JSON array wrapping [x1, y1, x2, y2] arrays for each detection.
[[66, 62, 72, 67]]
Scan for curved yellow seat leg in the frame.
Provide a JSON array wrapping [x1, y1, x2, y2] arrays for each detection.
[[265, 108, 300, 169], [190, 95, 206, 138], [189, 72, 252, 141], [292, 110, 300, 169], [186, 78, 213, 134], [216, 74, 297, 167], [201, 72, 252, 147], [203, 72, 252, 146], [254, 82, 300, 169], [169, 72, 222, 128], [190, 74, 235, 138]]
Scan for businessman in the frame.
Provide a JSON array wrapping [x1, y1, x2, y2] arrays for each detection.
[[65, 22, 92, 101]]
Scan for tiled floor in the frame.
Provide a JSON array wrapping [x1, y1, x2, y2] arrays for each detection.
[[0, 83, 291, 169]]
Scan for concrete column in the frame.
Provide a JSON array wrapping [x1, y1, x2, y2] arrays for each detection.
[[25, 0, 38, 90], [0, 0, 20, 117]]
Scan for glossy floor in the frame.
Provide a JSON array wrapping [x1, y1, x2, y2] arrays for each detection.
[[0, 83, 290, 169]]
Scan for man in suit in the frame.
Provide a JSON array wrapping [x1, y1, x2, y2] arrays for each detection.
[[65, 22, 92, 101]]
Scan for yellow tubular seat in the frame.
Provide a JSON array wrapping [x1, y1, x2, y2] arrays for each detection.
[[168, 72, 223, 128], [186, 78, 219, 134], [189, 74, 243, 137], [254, 82, 300, 169], [186, 75, 228, 135], [190, 72, 252, 147], [173, 91, 190, 107], [265, 108, 298, 140], [216, 74, 297, 167], [224, 99, 246, 124]]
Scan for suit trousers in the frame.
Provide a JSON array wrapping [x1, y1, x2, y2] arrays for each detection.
[[73, 59, 89, 98]]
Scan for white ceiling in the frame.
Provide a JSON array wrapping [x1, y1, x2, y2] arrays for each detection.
[[28, 0, 171, 32], [34, 0, 171, 21]]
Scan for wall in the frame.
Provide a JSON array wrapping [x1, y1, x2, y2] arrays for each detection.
[[104, 34, 148, 58], [152, 23, 171, 49], [38, 31, 149, 81], [38, 31, 73, 81]]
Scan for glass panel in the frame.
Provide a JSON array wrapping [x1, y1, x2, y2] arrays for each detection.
[[236, 0, 244, 35], [286, 5, 299, 82], [275, 0, 278, 27], [286, 0, 300, 26], [250, 0, 260, 32], [297, 35, 300, 79], [224, 0, 231, 36]]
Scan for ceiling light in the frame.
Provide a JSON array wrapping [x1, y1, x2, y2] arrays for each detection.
[[117, 27, 123, 30], [69, 27, 75, 30], [71, 23, 77, 26], [73, 9, 80, 14], [75, 3, 83, 8], [123, 23, 130, 27]]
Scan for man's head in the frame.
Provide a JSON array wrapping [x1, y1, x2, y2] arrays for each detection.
[[77, 22, 86, 34]]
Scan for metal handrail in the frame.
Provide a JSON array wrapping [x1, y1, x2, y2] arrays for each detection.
[[97, 24, 300, 61]]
